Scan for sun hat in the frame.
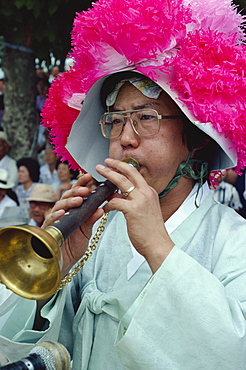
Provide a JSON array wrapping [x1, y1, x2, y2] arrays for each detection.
[[0, 206, 29, 228], [0, 169, 15, 189], [26, 184, 56, 203], [41, 0, 246, 184]]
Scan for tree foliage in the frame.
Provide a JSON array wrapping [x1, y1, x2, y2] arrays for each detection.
[[0, 0, 93, 160], [234, 0, 246, 14], [0, 0, 93, 66], [0, 0, 244, 75]]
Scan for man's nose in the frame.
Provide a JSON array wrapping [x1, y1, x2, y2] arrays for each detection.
[[120, 118, 139, 147]]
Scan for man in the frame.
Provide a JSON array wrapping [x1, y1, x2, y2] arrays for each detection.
[[39, 146, 59, 189], [26, 183, 56, 227], [213, 170, 243, 212], [0, 131, 18, 186], [0, 0, 246, 369], [48, 65, 61, 84]]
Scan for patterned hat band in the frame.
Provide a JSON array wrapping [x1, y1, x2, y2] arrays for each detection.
[[106, 77, 163, 107]]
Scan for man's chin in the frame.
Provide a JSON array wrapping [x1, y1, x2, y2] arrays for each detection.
[[33, 218, 43, 225]]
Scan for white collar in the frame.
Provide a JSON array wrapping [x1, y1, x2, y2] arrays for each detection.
[[127, 182, 211, 279]]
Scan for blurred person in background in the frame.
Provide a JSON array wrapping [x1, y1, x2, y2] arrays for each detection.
[[54, 159, 79, 199], [15, 157, 40, 209], [36, 78, 49, 118], [0, 131, 18, 186], [217, 167, 246, 218], [26, 183, 56, 227], [235, 168, 246, 218], [39, 146, 59, 187], [48, 65, 61, 84], [213, 169, 242, 212], [0, 169, 18, 217]]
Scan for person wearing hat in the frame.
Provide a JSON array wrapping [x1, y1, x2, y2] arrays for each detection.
[[26, 183, 57, 227], [0, 131, 18, 186], [0, 0, 246, 368], [15, 157, 40, 210], [0, 168, 17, 217]]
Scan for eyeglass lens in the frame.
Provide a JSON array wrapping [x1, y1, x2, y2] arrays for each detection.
[[30, 201, 49, 210], [102, 109, 159, 138]]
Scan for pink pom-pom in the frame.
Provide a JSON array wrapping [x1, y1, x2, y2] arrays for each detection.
[[184, 0, 245, 43], [170, 29, 246, 173], [41, 72, 82, 170], [70, 0, 192, 90], [209, 170, 227, 189]]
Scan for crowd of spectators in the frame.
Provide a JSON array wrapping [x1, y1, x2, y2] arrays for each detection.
[[0, 123, 82, 228]]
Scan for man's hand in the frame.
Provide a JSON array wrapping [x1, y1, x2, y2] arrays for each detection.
[[42, 173, 104, 278], [96, 159, 174, 273]]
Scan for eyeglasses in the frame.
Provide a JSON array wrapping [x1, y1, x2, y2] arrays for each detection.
[[29, 201, 51, 210], [99, 109, 183, 139]]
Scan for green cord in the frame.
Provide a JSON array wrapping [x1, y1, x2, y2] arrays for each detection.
[[158, 149, 208, 207]]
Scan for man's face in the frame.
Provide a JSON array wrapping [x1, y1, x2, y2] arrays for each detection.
[[51, 66, 60, 76], [29, 201, 53, 227], [109, 82, 189, 195], [18, 166, 31, 184], [57, 163, 72, 182], [44, 148, 57, 166]]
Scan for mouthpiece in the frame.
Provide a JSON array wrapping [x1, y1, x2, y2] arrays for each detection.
[[123, 157, 140, 170]]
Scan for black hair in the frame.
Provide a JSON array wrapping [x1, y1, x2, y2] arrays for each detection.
[[101, 71, 144, 110], [182, 114, 216, 176], [17, 157, 40, 182], [55, 159, 79, 180], [6, 189, 19, 205]]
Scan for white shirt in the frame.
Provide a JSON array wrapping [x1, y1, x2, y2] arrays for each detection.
[[39, 164, 59, 189], [0, 194, 17, 217], [0, 155, 18, 186]]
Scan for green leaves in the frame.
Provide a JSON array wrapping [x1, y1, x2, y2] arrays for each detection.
[[14, 0, 26, 9], [0, 0, 92, 65]]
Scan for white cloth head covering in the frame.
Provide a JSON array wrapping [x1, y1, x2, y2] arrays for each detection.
[[66, 70, 236, 181]]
